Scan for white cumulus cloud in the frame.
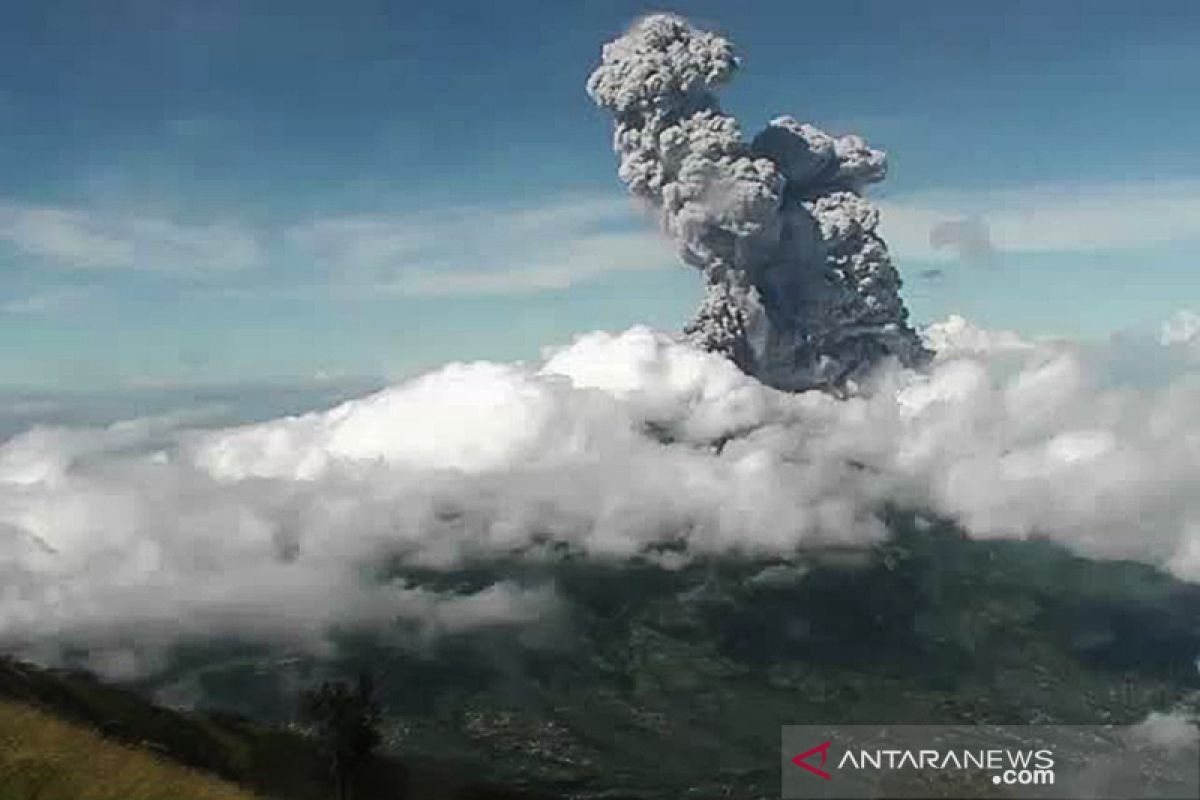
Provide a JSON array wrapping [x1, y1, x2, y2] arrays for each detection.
[[1162, 310, 1200, 347], [2, 317, 1199, 674]]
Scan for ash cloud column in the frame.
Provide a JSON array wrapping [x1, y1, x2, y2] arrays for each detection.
[[587, 14, 928, 392]]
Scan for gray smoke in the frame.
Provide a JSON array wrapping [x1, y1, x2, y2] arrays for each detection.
[[930, 216, 994, 262], [587, 14, 928, 391]]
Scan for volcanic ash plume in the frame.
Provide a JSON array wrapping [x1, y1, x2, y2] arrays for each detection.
[[587, 14, 928, 392]]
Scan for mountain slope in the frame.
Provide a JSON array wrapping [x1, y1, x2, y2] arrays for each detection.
[[0, 698, 260, 800], [7, 518, 1200, 799], [0, 657, 545, 800], [162, 517, 1200, 798]]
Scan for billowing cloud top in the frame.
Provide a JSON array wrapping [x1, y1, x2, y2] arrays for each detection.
[[587, 14, 927, 392], [586, 14, 737, 117]]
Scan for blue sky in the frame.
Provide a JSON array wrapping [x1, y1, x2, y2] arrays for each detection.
[[2, 0, 1199, 394]]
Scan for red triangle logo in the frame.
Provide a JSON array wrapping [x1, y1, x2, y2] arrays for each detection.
[[791, 740, 833, 780]]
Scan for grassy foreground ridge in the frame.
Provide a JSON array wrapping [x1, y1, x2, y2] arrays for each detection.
[[0, 698, 260, 800], [0, 657, 545, 800]]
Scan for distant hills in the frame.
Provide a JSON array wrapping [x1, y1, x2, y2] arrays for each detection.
[[5, 517, 1200, 799]]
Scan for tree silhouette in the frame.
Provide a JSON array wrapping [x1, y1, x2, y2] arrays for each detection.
[[300, 673, 382, 800]]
